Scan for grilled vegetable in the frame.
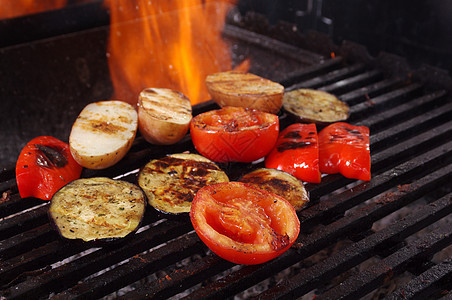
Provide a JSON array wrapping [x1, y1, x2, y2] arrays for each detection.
[[138, 153, 229, 215], [265, 123, 321, 183], [205, 71, 284, 114], [49, 177, 146, 242], [69, 100, 138, 169], [190, 106, 279, 163], [190, 182, 300, 265], [138, 88, 192, 145], [283, 89, 349, 125], [318, 122, 371, 181], [239, 168, 309, 211], [16, 136, 82, 201]]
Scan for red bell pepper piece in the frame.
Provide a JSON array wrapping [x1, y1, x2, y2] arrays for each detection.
[[265, 123, 321, 183], [318, 122, 371, 181], [15, 136, 83, 200]]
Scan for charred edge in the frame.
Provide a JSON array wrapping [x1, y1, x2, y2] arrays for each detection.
[[277, 141, 313, 152], [34, 144, 68, 168], [343, 126, 364, 140], [283, 130, 301, 139]]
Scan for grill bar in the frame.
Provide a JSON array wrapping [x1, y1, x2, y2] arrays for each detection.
[[348, 83, 423, 123], [115, 254, 232, 300], [279, 56, 345, 87], [319, 225, 451, 300], [320, 69, 383, 95], [339, 78, 404, 106], [287, 63, 367, 90], [388, 256, 452, 299], [255, 191, 452, 299], [1, 26, 451, 299], [1, 219, 194, 299], [300, 128, 452, 226], [51, 232, 213, 300]]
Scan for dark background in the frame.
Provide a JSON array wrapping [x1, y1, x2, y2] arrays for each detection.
[[237, 0, 452, 71]]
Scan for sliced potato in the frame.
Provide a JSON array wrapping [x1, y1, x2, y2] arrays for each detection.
[[138, 153, 229, 215], [283, 88, 350, 124], [205, 71, 284, 114], [49, 177, 146, 242], [138, 88, 192, 145], [239, 168, 309, 211], [69, 100, 138, 169]]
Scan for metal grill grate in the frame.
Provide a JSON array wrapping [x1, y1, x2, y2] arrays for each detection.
[[1, 22, 451, 300]]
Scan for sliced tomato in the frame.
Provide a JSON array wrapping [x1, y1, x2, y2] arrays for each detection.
[[190, 182, 300, 265], [318, 122, 371, 181], [265, 123, 321, 183], [190, 106, 279, 163], [15, 136, 83, 200]]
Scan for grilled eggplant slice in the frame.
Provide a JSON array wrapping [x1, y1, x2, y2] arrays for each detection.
[[138, 153, 229, 215], [205, 71, 284, 114], [283, 88, 349, 125], [49, 177, 146, 242], [239, 168, 309, 211]]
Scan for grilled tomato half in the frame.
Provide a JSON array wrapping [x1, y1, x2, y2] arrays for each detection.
[[15, 135, 82, 200], [190, 106, 279, 163], [190, 182, 300, 265]]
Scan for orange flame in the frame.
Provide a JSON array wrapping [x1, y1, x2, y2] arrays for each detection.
[[104, 0, 240, 105], [0, 0, 67, 19]]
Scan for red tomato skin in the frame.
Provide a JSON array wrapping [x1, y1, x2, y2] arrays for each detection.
[[190, 107, 279, 163], [265, 123, 321, 183], [15, 136, 83, 200], [318, 122, 371, 181], [190, 182, 300, 265]]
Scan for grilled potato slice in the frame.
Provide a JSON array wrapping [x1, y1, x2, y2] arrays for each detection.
[[138, 88, 192, 145], [138, 153, 229, 215], [239, 168, 309, 211], [283, 88, 350, 125], [69, 100, 138, 169], [205, 71, 284, 114], [49, 177, 146, 242]]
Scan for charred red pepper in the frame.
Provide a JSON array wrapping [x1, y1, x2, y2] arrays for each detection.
[[265, 123, 321, 183], [318, 122, 371, 181], [15, 136, 83, 200]]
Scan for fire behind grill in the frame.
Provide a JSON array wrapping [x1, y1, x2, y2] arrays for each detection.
[[1, 12, 452, 300]]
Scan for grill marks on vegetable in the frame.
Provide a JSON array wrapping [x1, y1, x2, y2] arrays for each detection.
[[138, 153, 229, 214], [277, 130, 315, 152], [49, 177, 146, 242], [147, 157, 220, 204], [34, 144, 68, 168], [83, 118, 129, 135]]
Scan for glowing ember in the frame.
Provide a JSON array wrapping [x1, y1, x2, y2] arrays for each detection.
[[0, 0, 67, 19], [104, 0, 242, 105]]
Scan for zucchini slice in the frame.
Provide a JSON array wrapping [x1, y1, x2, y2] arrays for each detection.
[[239, 168, 309, 211], [283, 88, 350, 125], [138, 153, 229, 215], [49, 177, 146, 242]]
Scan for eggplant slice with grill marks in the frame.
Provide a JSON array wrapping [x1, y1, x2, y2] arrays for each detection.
[[138, 153, 229, 216], [239, 168, 309, 211], [49, 177, 146, 242], [283, 88, 350, 125]]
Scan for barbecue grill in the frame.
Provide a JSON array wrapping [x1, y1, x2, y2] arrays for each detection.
[[1, 2, 451, 299]]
